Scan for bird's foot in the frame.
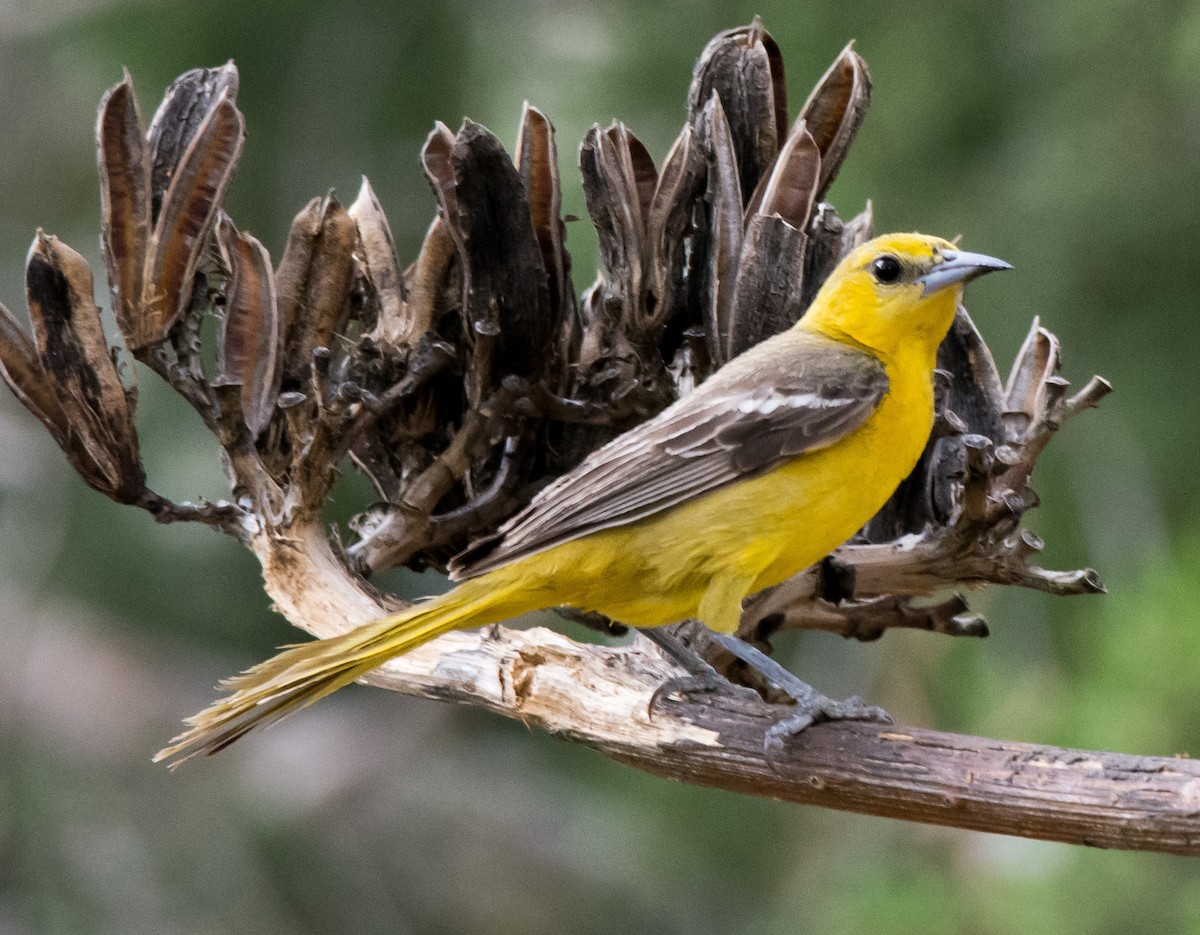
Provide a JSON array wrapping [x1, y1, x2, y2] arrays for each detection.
[[641, 627, 758, 720], [641, 628, 890, 750], [706, 633, 891, 759], [648, 670, 735, 719], [762, 692, 891, 758]]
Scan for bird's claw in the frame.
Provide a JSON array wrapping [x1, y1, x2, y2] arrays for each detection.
[[647, 672, 759, 721], [763, 693, 892, 760]]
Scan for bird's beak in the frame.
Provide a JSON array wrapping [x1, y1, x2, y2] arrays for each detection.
[[918, 250, 1012, 295]]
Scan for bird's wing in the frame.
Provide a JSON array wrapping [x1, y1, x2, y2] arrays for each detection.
[[450, 337, 888, 579]]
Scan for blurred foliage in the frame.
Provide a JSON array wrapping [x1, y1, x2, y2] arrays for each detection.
[[1, 0, 1199, 932]]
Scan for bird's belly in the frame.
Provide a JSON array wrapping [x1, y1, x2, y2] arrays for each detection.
[[533, 381, 931, 629]]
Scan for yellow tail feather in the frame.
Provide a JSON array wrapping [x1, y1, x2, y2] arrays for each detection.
[[154, 575, 525, 767]]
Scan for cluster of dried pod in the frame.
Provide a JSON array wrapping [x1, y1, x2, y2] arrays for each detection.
[[0, 19, 1107, 645]]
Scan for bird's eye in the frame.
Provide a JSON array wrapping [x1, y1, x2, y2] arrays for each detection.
[[870, 255, 903, 284]]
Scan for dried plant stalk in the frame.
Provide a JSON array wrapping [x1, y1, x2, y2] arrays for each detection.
[[0, 21, 1148, 851]]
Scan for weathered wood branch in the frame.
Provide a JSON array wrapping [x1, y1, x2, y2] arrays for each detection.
[[250, 522, 1200, 857]]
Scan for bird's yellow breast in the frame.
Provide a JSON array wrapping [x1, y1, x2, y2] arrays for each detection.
[[525, 342, 936, 630]]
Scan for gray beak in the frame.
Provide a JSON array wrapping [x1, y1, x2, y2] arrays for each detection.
[[918, 249, 1012, 295]]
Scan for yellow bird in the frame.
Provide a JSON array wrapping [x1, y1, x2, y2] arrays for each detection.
[[156, 232, 1010, 764]]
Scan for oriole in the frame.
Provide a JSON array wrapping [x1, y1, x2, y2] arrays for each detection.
[[157, 232, 1010, 764]]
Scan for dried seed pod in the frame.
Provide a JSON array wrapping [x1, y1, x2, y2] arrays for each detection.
[[0, 301, 72, 445], [440, 120, 553, 384], [750, 117, 821, 227], [727, 213, 807, 357], [798, 203, 845, 311], [280, 195, 358, 383], [142, 92, 245, 349], [580, 122, 647, 329], [698, 93, 744, 365], [1005, 317, 1061, 420], [96, 71, 151, 347], [421, 122, 461, 248], [24, 232, 143, 500], [960, 433, 996, 523], [146, 62, 240, 220], [644, 123, 706, 334], [572, 278, 606, 372], [798, 201, 876, 311], [726, 124, 820, 355], [404, 217, 457, 343], [350, 177, 410, 349], [1062, 375, 1112, 418], [274, 196, 322, 357], [799, 42, 871, 201], [217, 225, 281, 437], [415, 125, 473, 373], [687, 17, 787, 204], [515, 104, 569, 322], [612, 123, 657, 230]]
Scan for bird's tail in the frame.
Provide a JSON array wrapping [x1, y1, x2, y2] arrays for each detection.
[[154, 574, 527, 767]]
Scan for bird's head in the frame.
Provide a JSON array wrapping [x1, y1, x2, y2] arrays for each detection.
[[801, 232, 1011, 361]]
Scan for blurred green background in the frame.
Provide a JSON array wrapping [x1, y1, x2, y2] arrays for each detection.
[[2, 0, 1199, 932]]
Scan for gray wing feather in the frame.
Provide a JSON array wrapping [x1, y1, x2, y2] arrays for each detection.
[[450, 336, 887, 579]]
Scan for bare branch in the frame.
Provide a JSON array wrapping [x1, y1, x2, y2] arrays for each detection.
[[250, 521, 1199, 857]]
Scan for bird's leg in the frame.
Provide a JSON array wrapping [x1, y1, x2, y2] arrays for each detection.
[[707, 632, 891, 754], [646, 563, 756, 710], [642, 624, 758, 717]]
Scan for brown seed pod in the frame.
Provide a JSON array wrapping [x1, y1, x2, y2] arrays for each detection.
[[142, 92, 245, 348], [218, 223, 282, 438], [687, 17, 787, 205], [1006, 317, 1061, 418], [698, 93, 743, 365], [24, 232, 143, 500], [441, 120, 553, 383], [515, 104, 569, 323], [96, 71, 152, 348], [727, 122, 821, 356], [799, 41, 872, 201], [146, 63, 240, 220], [279, 195, 357, 384], [747, 116, 821, 227], [644, 123, 706, 334], [580, 121, 651, 329], [349, 177, 409, 349], [0, 301, 72, 447]]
